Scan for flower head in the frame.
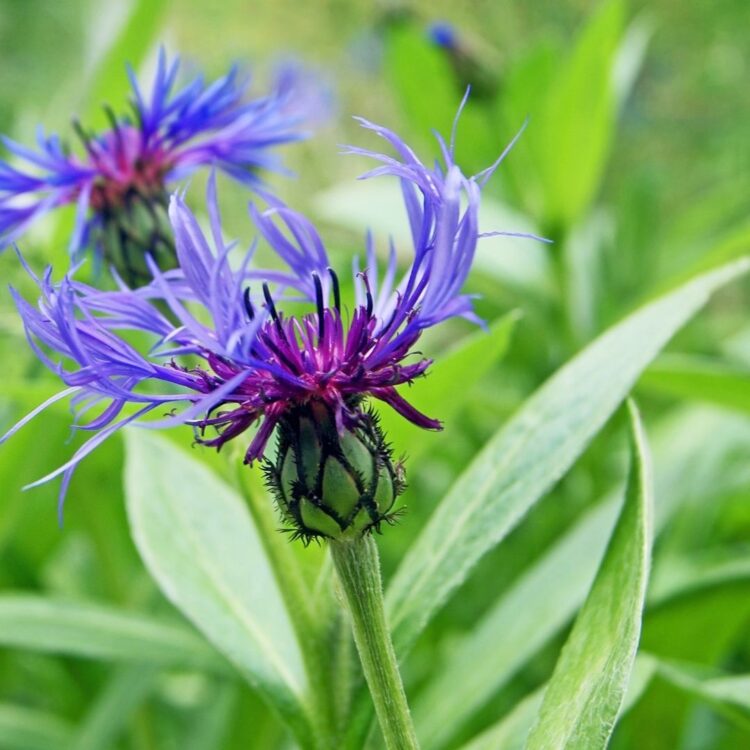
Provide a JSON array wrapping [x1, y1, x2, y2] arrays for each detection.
[[0, 50, 324, 284], [2, 105, 541, 535]]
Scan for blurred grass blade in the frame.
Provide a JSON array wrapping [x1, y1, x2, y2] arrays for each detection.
[[538, 0, 625, 226], [524, 401, 653, 749], [654, 220, 750, 295], [655, 659, 750, 731], [500, 0, 625, 228], [612, 15, 653, 109], [378, 311, 519, 457], [85, 0, 168, 125], [71, 666, 157, 750], [0, 704, 73, 750], [413, 406, 749, 749], [639, 354, 750, 414], [649, 548, 750, 606], [124, 430, 312, 744], [0, 594, 225, 671], [383, 22, 458, 153], [460, 656, 657, 750], [183, 684, 238, 750], [387, 259, 750, 658], [462, 688, 544, 750]]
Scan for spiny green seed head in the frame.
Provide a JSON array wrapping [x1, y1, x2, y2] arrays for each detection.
[[263, 402, 405, 543]]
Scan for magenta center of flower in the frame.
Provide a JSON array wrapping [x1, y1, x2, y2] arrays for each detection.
[[187, 276, 440, 464], [84, 127, 171, 212]]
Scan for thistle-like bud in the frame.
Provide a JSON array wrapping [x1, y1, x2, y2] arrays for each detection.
[[264, 403, 404, 542], [93, 184, 177, 287]]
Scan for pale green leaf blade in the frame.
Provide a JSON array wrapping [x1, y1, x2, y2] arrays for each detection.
[[124, 430, 310, 741], [71, 666, 157, 750], [0, 594, 225, 672], [639, 354, 750, 414], [0, 704, 73, 750], [382, 23, 458, 153], [413, 406, 750, 748], [378, 311, 519, 457], [387, 260, 750, 657], [459, 656, 656, 750], [84, 0, 168, 126], [524, 401, 653, 750], [649, 548, 750, 606], [182, 684, 238, 750], [538, 0, 625, 225], [461, 688, 544, 750], [655, 659, 750, 731]]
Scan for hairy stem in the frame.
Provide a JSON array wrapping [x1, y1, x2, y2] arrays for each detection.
[[330, 535, 420, 750]]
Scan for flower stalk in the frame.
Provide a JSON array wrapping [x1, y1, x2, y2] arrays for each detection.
[[330, 535, 420, 750]]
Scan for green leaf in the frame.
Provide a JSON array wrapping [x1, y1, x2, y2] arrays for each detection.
[[461, 655, 656, 750], [383, 23, 458, 155], [412, 406, 749, 749], [499, 1, 625, 228], [84, 0, 168, 127], [524, 401, 653, 749], [654, 659, 750, 731], [461, 688, 544, 750], [386, 259, 750, 659], [0, 704, 73, 750], [182, 683, 238, 750], [378, 311, 519, 457], [459, 656, 657, 750], [539, 0, 625, 227], [0, 594, 225, 672], [70, 666, 158, 750], [124, 430, 311, 744], [649, 548, 750, 606], [639, 354, 750, 414], [654, 219, 750, 295]]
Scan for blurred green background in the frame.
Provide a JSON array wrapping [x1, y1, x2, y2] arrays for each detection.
[[0, 1, 749, 748]]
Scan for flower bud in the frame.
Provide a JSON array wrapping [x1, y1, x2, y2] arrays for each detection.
[[94, 185, 177, 287], [264, 402, 404, 542]]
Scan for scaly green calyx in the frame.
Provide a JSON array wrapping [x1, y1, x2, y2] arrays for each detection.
[[264, 402, 404, 542], [96, 185, 177, 287]]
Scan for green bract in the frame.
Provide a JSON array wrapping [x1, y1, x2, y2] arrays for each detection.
[[264, 403, 404, 541]]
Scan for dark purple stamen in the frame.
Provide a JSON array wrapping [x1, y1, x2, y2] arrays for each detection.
[[243, 287, 255, 320], [329, 267, 341, 313], [262, 282, 284, 336], [312, 273, 325, 339]]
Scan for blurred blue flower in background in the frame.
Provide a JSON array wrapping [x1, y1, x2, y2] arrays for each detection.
[[0, 49, 324, 284]]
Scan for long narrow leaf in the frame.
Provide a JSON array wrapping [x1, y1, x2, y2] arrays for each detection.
[[639, 354, 750, 414], [413, 406, 750, 747], [387, 259, 749, 657], [524, 401, 653, 749], [124, 430, 311, 745], [0, 704, 73, 750], [0, 594, 225, 672]]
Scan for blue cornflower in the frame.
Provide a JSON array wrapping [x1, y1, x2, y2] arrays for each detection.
[[0, 50, 324, 284], [2, 105, 542, 536]]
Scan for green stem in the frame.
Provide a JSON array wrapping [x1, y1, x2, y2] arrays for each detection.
[[330, 535, 420, 750]]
